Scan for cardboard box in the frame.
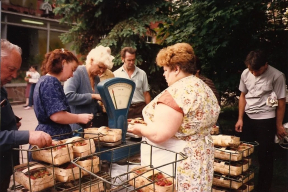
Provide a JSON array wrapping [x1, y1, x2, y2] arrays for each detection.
[[214, 158, 251, 176], [84, 127, 122, 142], [213, 171, 254, 190], [31, 140, 74, 165], [129, 166, 175, 192], [212, 135, 240, 148], [214, 143, 254, 161], [14, 162, 54, 192], [52, 163, 82, 182], [65, 136, 96, 157], [76, 156, 100, 176]]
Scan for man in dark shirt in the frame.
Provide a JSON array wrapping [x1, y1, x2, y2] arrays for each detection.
[[0, 39, 52, 191]]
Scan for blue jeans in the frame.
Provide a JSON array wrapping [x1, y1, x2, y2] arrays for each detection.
[[28, 83, 36, 107]]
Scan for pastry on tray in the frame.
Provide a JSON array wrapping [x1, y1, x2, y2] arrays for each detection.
[[31, 140, 73, 165], [214, 143, 254, 161], [129, 166, 175, 192], [14, 162, 54, 192], [212, 135, 241, 148], [213, 158, 251, 176], [65, 136, 96, 157], [84, 126, 122, 142]]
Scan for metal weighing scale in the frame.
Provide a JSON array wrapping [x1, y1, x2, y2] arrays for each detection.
[[97, 77, 141, 162]]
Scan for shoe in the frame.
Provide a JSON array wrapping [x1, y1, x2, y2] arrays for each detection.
[[23, 105, 28, 107], [24, 106, 31, 110]]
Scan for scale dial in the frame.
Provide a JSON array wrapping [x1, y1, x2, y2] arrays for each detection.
[[108, 83, 133, 110]]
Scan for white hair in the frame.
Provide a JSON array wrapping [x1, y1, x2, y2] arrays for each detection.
[[86, 45, 114, 69], [1, 39, 22, 57]]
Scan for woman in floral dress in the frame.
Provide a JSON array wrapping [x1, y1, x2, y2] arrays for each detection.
[[128, 43, 220, 191]]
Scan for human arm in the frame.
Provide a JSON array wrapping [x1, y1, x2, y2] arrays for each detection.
[[64, 69, 95, 105], [143, 91, 151, 104], [235, 92, 246, 132], [50, 111, 93, 125], [276, 98, 286, 139], [128, 103, 182, 143]]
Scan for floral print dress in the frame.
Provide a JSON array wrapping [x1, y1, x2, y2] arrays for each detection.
[[141, 75, 220, 192]]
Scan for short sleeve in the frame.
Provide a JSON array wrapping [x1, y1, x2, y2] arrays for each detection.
[[239, 70, 248, 93], [157, 90, 183, 114], [40, 79, 69, 117]]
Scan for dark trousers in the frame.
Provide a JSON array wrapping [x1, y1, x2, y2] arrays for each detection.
[[128, 102, 146, 119], [28, 83, 36, 107], [0, 176, 10, 192], [241, 113, 276, 191]]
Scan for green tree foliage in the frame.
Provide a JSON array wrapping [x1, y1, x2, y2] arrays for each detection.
[[159, 0, 288, 96], [160, 0, 270, 94], [54, 0, 172, 96], [54, 0, 288, 98], [54, 0, 172, 65]]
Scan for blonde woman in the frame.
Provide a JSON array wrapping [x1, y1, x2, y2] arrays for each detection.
[[64, 45, 114, 131]]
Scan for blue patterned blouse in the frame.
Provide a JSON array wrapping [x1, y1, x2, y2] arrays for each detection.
[[33, 75, 72, 140]]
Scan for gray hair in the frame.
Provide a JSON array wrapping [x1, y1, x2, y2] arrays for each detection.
[[1, 39, 22, 57]]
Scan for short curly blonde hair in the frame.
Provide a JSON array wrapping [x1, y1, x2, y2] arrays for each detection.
[[86, 45, 114, 69], [156, 43, 196, 74]]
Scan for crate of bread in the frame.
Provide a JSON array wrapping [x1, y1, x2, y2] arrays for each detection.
[[214, 158, 251, 176], [76, 156, 100, 176], [213, 170, 254, 190], [65, 136, 96, 157], [14, 162, 54, 192], [84, 126, 122, 142], [212, 135, 241, 148], [31, 140, 73, 165], [129, 166, 175, 192], [214, 143, 254, 161]]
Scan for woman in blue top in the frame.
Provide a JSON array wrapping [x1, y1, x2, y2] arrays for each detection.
[[33, 49, 94, 140]]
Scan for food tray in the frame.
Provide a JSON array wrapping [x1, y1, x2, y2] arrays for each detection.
[[212, 181, 254, 192], [212, 135, 240, 147], [14, 162, 54, 192], [65, 136, 96, 157], [84, 127, 122, 142], [214, 158, 251, 176], [31, 140, 74, 166], [214, 143, 254, 161], [129, 166, 175, 192], [213, 170, 254, 190]]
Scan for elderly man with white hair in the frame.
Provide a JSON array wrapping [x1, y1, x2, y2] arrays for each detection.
[[64, 45, 114, 131]]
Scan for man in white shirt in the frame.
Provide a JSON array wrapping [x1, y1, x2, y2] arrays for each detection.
[[113, 47, 151, 118], [235, 50, 286, 192]]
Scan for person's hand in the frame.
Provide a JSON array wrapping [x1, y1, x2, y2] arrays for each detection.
[[276, 125, 287, 140], [29, 131, 52, 148], [235, 119, 243, 132], [77, 113, 94, 124], [92, 94, 101, 100], [127, 124, 143, 136], [16, 122, 21, 129]]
